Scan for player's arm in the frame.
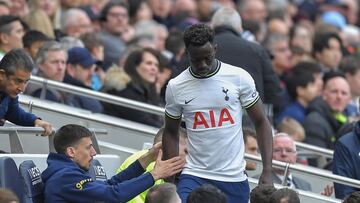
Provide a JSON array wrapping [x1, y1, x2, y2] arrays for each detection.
[[162, 114, 182, 183], [246, 99, 273, 185]]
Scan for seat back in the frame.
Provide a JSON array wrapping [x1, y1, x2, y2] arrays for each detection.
[[19, 160, 44, 203], [88, 159, 107, 181], [0, 156, 24, 200]]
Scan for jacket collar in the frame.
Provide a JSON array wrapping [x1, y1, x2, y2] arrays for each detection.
[[214, 25, 241, 37]]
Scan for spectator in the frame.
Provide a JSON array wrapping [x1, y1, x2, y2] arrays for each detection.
[[250, 184, 277, 203], [276, 117, 305, 142], [22, 30, 51, 60], [128, 0, 153, 25], [24, 7, 54, 38], [117, 127, 187, 203], [0, 0, 10, 16], [0, 15, 25, 60], [269, 188, 300, 203], [25, 41, 67, 103], [42, 124, 185, 202], [343, 191, 360, 203], [144, 183, 181, 203], [304, 71, 351, 150], [0, 188, 19, 203], [102, 47, 163, 127], [243, 128, 258, 170], [0, 49, 52, 135], [313, 32, 343, 72], [332, 119, 360, 199], [186, 184, 227, 203], [211, 7, 285, 117], [62, 8, 93, 38]]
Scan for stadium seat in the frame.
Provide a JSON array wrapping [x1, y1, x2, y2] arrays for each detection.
[[88, 159, 107, 181], [19, 160, 44, 203], [0, 156, 24, 200]]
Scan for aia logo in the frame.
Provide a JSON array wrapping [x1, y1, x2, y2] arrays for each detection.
[[193, 108, 234, 129]]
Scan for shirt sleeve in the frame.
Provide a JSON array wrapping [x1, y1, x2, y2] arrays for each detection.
[[5, 96, 38, 126], [238, 70, 259, 109], [164, 82, 182, 119]]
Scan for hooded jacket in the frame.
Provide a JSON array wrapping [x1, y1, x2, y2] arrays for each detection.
[[303, 97, 344, 149], [42, 153, 155, 203], [333, 121, 360, 199]]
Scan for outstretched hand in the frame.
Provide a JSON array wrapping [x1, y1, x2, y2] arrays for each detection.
[[150, 149, 185, 181], [34, 119, 52, 136]]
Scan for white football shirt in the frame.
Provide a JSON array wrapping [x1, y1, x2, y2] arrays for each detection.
[[165, 60, 259, 182]]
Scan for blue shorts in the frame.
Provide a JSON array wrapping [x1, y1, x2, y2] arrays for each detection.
[[177, 174, 250, 203]]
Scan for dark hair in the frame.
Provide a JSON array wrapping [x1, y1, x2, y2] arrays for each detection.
[[165, 30, 184, 56], [0, 49, 34, 75], [0, 188, 19, 203], [343, 191, 360, 203], [128, 0, 145, 20], [250, 185, 277, 203], [99, 0, 128, 22], [186, 184, 226, 203], [183, 24, 214, 48], [323, 70, 346, 87], [243, 128, 256, 144], [294, 61, 322, 74], [22, 30, 50, 48], [285, 63, 317, 100], [269, 188, 300, 203], [0, 15, 21, 34], [53, 124, 92, 154], [313, 32, 342, 55], [145, 183, 178, 203], [339, 55, 360, 75]]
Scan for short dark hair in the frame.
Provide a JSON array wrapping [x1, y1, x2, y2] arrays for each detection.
[[270, 188, 300, 203], [323, 70, 346, 87], [145, 183, 178, 203], [343, 191, 360, 203], [22, 30, 50, 48], [339, 55, 360, 75], [165, 30, 184, 55], [0, 15, 21, 34], [99, 0, 128, 22], [0, 49, 34, 75], [53, 124, 92, 154], [285, 64, 316, 100], [250, 184, 277, 203], [183, 24, 214, 48], [186, 184, 226, 203], [313, 32, 342, 55]]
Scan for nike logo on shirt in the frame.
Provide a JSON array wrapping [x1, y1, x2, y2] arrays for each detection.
[[185, 98, 196, 104]]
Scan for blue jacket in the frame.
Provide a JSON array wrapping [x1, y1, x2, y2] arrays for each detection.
[[332, 121, 360, 199], [0, 94, 37, 126], [42, 153, 155, 203]]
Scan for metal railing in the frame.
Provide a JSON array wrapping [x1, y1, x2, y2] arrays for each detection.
[[245, 153, 360, 189]]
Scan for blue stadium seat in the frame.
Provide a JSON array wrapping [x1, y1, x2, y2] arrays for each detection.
[[88, 159, 107, 181], [0, 156, 24, 200], [19, 160, 44, 203]]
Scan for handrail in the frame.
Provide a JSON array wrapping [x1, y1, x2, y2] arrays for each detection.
[[245, 153, 360, 189], [295, 141, 333, 158], [29, 75, 165, 116]]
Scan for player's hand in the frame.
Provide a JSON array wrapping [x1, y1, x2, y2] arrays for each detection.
[[34, 119, 52, 136], [150, 149, 185, 181], [258, 169, 274, 186]]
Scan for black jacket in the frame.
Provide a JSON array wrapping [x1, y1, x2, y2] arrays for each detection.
[[213, 26, 285, 107]]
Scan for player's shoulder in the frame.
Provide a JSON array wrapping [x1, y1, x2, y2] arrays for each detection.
[[168, 67, 191, 85], [219, 61, 252, 78]]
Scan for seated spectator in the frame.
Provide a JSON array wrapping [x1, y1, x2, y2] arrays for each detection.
[[343, 191, 360, 203], [26, 41, 67, 103], [64, 47, 103, 113], [0, 49, 52, 136], [186, 184, 226, 203], [42, 124, 185, 202], [144, 183, 180, 203], [117, 127, 187, 203], [250, 185, 277, 203], [0, 188, 19, 203], [22, 30, 51, 61], [332, 119, 360, 199], [269, 188, 300, 203], [243, 128, 259, 171], [276, 117, 305, 142], [0, 15, 25, 60], [102, 47, 163, 127], [304, 71, 351, 150]]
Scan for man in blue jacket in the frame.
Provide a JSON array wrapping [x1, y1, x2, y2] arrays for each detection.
[[0, 49, 52, 136], [333, 121, 360, 199], [42, 124, 185, 203]]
